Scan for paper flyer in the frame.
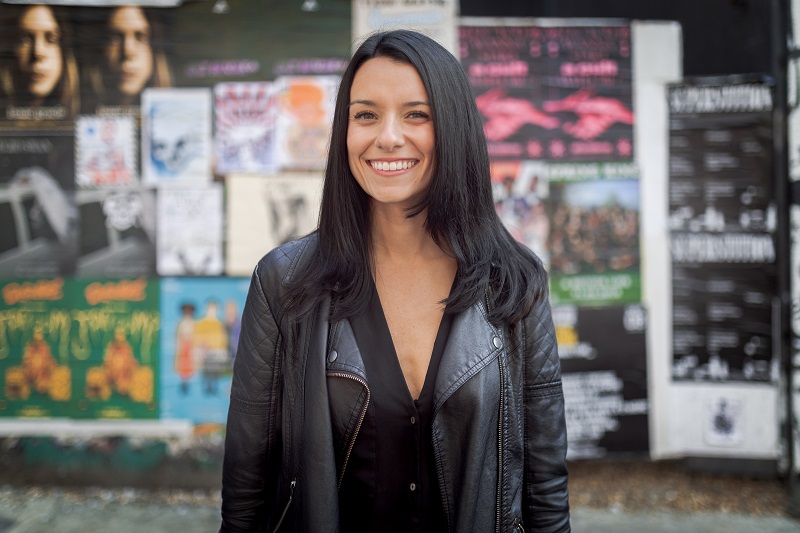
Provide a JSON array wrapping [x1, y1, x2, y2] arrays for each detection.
[[275, 76, 339, 170], [75, 116, 138, 187], [141, 88, 213, 185], [226, 173, 323, 275], [157, 184, 223, 276], [159, 277, 249, 424], [214, 82, 279, 175]]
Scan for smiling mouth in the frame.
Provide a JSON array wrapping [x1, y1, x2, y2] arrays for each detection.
[[369, 160, 417, 171]]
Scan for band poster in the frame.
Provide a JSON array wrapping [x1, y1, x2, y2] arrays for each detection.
[[0, 277, 159, 419], [668, 80, 776, 383], [159, 277, 249, 425], [459, 22, 634, 162], [352, 0, 458, 55], [554, 304, 649, 458]]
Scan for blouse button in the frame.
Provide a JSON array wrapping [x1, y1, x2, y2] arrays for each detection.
[[409, 483, 416, 491], [492, 336, 502, 349], [410, 416, 416, 425], [328, 350, 338, 362]]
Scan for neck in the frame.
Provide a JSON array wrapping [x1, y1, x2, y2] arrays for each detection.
[[369, 203, 442, 262]]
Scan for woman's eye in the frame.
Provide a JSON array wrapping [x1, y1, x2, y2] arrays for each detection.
[[407, 110, 430, 120], [353, 111, 376, 120]]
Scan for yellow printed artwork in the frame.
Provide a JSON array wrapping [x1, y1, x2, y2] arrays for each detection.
[[84, 327, 153, 403]]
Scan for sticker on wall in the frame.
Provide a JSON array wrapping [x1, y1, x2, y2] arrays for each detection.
[[214, 82, 279, 175], [159, 277, 249, 424], [76, 116, 138, 187], [157, 184, 223, 276], [141, 88, 213, 185], [705, 395, 743, 447], [226, 173, 323, 275], [275, 76, 338, 171]]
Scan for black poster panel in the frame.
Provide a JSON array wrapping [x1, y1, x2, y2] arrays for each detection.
[[460, 24, 633, 161], [668, 80, 776, 384], [555, 304, 649, 458]]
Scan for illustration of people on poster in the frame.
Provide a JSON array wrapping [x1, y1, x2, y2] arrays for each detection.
[[75, 116, 137, 187], [0, 278, 72, 418], [159, 277, 248, 425], [459, 23, 634, 161]]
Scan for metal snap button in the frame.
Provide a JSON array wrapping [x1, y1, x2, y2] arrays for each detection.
[[492, 336, 502, 349], [409, 483, 416, 491], [328, 350, 338, 362]]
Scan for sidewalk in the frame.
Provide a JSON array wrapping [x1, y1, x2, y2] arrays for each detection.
[[1, 486, 798, 533]]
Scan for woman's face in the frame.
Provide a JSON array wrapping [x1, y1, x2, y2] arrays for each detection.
[[347, 57, 435, 210], [105, 6, 154, 96], [14, 6, 63, 100]]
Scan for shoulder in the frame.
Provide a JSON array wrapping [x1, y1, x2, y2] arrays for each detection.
[[255, 232, 319, 288]]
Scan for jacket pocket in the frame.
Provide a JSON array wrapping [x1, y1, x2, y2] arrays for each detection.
[[271, 479, 296, 533]]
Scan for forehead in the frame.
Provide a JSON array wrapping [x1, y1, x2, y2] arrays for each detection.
[[350, 57, 428, 100], [109, 6, 149, 30], [19, 6, 58, 30]]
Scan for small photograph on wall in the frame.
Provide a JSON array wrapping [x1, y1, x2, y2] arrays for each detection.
[[214, 82, 279, 175], [275, 76, 339, 171], [0, 278, 72, 418], [159, 277, 249, 425], [157, 184, 223, 276], [141, 88, 212, 185], [226, 173, 323, 276], [76, 115, 138, 187], [75, 187, 156, 278], [67, 278, 159, 420], [705, 395, 743, 447]]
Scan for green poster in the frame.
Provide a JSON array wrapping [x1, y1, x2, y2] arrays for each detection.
[[0, 278, 72, 418], [67, 278, 159, 419]]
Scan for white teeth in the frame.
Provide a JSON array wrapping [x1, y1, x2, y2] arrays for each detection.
[[370, 160, 416, 171]]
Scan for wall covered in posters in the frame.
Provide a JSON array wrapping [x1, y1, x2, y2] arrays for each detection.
[[462, 17, 648, 458], [0, 0, 350, 430]]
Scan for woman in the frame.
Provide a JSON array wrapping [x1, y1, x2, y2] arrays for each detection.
[[220, 30, 570, 533], [0, 4, 79, 115], [84, 5, 171, 110]]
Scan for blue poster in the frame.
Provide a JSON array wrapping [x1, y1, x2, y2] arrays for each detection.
[[159, 277, 249, 424]]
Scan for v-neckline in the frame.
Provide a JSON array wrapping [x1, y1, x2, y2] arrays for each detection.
[[368, 277, 452, 403]]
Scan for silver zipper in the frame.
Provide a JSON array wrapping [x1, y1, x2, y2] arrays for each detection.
[[496, 353, 504, 533], [514, 517, 524, 532], [271, 479, 296, 533], [328, 371, 370, 490]]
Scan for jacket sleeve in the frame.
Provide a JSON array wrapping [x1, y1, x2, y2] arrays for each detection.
[[522, 291, 571, 532], [220, 263, 284, 532]]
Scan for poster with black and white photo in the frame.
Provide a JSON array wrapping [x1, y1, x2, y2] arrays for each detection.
[[554, 304, 649, 458], [459, 22, 633, 162], [668, 80, 776, 383]]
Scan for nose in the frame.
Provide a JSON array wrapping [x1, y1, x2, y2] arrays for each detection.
[[375, 116, 405, 151], [31, 34, 46, 59], [122, 34, 136, 58]]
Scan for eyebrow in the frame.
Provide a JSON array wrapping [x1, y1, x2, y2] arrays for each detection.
[[348, 99, 430, 108]]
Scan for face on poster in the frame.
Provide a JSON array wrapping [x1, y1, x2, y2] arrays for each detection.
[[141, 88, 212, 185], [159, 277, 249, 425], [75, 187, 156, 278], [156, 184, 223, 276]]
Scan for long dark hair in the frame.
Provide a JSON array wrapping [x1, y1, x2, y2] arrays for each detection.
[[285, 29, 547, 326]]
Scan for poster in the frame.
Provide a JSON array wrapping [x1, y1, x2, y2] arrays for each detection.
[[545, 162, 641, 306], [554, 304, 649, 459], [75, 116, 137, 187], [67, 278, 159, 419], [705, 394, 744, 447], [214, 82, 279, 175], [668, 80, 776, 383], [0, 133, 79, 277], [75, 187, 156, 278], [156, 184, 223, 276], [159, 277, 249, 425], [352, 0, 458, 55], [275, 76, 339, 171], [141, 88, 213, 185], [226, 173, 323, 276], [0, 278, 72, 418], [459, 22, 634, 161]]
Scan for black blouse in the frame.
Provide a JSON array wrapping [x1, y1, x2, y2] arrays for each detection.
[[338, 280, 453, 532]]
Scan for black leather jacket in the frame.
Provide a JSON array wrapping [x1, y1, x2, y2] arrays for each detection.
[[220, 234, 570, 533]]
